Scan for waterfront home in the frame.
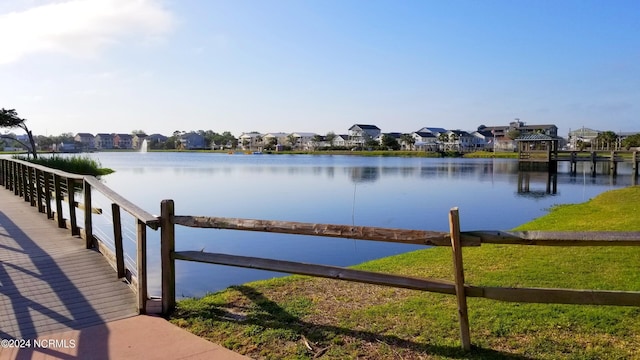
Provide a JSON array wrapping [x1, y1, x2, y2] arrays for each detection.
[[94, 133, 114, 150], [470, 130, 495, 151], [349, 124, 381, 147], [132, 133, 148, 149], [113, 134, 133, 149], [74, 133, 95, 151], [179, 132, 207, 149], [412, 131, 439, 151], [289, 132, 318, 150], [238, 132, 263, 150]]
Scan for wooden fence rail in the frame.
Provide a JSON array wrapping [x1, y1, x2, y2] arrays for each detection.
[[160, 199, 640, 351], [0, 158, 158, 313]]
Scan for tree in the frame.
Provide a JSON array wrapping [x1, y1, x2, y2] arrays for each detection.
[[596, 131, 618, 150], [400, 133, 415, 150], [505, 129, 521, 140], [381, 134, 400, 150], [287, 134, 298, 149], [325, 132, 336, 147], [0, 108, 38, 158], [437, 133, 449, 151], [622, 133, 640, 150]]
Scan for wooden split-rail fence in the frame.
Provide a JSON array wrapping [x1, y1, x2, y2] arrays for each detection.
[[2, 157, 640, 351]]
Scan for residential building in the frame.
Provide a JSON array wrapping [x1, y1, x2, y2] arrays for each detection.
[[113, 134, 133, 149], [94, 133, 114, 150], [262, 132, 289, 150], [470, 130, 495, 151], [349, 124, 381, 147], [330, 134, 350, 148], [412, 131, 438, 151], [74, 133, 95, 151], [132, 133, 148, 149], [289, 132, 317, 150], [482, 120, 558, 151], [238, 132, 263, 150], [146, 133, 168, 149], [442, 130, 474, 152], [179, 132, 207, 149]]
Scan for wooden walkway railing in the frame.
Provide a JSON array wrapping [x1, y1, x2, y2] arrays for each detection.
[[159, 199, 640, 351], [0, 158, 159, 313]]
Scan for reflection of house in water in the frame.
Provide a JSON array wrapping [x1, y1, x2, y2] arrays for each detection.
[[349, 167, 379, 183], [517, 172, 557, 198]]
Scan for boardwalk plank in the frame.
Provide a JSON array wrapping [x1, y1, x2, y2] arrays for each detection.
[[0, 188, 138, 339]]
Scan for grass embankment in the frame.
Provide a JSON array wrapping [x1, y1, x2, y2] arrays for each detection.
[[170, 188, 640, 359], [15, 155, 114, 176]]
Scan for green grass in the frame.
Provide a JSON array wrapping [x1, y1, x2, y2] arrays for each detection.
[[15, 155, 114, 176], [170, 186, 640, 359]]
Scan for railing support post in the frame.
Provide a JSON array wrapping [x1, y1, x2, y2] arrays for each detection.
[[83, 180, 93, 248], [36, 169, 44, 213], [67, 178, 79, 236], [54, 174, 65, 228], [449, 207, 471, 351], [137, 220, 148, 314], [44, 172, 53, 219], [112, 203, 125, 278], [161, 199, 176, 315]]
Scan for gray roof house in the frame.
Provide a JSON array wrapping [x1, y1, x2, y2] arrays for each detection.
[[95, 133, 114, 149], [179, 132, 206, 150], [349, 124, 381, 147]]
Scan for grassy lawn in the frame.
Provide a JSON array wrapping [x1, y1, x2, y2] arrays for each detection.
[[169, 186, 640, 359]]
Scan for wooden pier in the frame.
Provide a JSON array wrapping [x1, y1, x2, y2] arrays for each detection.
[[516, 134, 639, 176]]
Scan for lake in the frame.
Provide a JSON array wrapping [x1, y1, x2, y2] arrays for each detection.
[[77, 152, 636, 298]]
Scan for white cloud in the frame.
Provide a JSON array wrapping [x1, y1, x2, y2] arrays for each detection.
[[0, 0, 175, 65]]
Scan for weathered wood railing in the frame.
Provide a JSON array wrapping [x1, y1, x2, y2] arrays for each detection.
[[555, 150, 639, 175], [159, 199, 640, 351], [0, 158, 159, 313]]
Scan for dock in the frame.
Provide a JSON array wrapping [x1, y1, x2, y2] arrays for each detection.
[[515, 134, 639, 175]]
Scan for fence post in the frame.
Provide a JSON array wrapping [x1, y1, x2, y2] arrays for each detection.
[[137, 220, 148, 314], [36, 169, 44, 213], [83, 180, 93, 248], [22, 164, 29, 201], [54, 174, 65, 228], [44, 172, 53, 219], [13, 162, 19, 195], [112, 203, 125, 278], [67, 178, 79, 236], [29, 167, 36, 207], [449, 207, 471, 351], [161, 199, 175, 314]]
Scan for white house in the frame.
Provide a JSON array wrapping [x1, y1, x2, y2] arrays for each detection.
[[289, 132, 317, 150], [412, 131, 439, 151], [238, 132, 263, 150], [349, 124, 381, 147]]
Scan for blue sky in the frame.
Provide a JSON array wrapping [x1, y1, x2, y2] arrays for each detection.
[[1, 0, 638, 138]]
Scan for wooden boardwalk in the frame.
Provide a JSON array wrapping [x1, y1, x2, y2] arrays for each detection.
[[0, 187, 137, 340]]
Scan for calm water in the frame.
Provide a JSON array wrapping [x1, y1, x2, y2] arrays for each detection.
[[75, 153, 637, 297]]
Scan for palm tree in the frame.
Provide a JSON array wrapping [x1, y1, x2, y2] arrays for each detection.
[[437, 133, 449, 151], [449, 133, 460, 151], [400, 133, 415, 150]]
